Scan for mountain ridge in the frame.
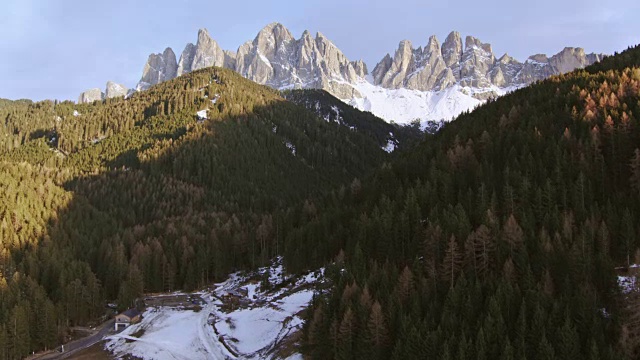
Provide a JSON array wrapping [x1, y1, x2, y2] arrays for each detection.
[[80, 23, 604, 124]]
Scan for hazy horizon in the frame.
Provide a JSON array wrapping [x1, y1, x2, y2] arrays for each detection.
[[1, 0, 638, 101]]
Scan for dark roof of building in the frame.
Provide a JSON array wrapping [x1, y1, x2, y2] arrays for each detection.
[[121, 308, 141, 318]]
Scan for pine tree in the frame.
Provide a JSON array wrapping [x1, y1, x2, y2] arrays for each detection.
[[337, 307, 356, 360], [308, 303, 328, 358], [465, 224, 495, 279], [9, 304, 30, 359], [367, 301, 389, 358], [395, 266, 414, 304], [621, 209, 635, 266], [538, 332, 556, 360], [503, 214, 524, 258], [556, 316, 580, 360], [630, 148, 640, 196], [500, 338, 514, 360], [441, 235, 462, 288]]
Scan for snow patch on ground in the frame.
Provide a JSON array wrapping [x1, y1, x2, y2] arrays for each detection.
[[197, 109, 208, 120], [285, 141, 296, 156], [383, 139, 397, 153], [215, 290, 313, 355], [330, 105, 343, 124], [619, 276, 635, 293], [383, 132, 398, 153], [617, 264, 640, 294]]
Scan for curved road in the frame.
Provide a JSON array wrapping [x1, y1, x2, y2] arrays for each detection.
[[37, 319, 114, 360]]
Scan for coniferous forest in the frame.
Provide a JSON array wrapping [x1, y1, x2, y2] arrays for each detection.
[[0, 42, 639, 359]]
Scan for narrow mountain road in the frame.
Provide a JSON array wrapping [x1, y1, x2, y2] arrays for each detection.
[[36, 320, 114, 360]]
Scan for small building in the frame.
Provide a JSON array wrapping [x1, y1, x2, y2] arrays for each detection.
[[115, 308, 141, 331]]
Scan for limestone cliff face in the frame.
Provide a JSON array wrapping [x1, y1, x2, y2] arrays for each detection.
[[177, 29, 228, 77], [176, 43, 196, 76], [136, 48, 178, 91], [78, 88, 103, 103], [442, 31, 463, 68], [232, 23, 363, 98], [350, 60, 368, 78], [79, 81, 129, 103], [548, 47, 603, 73], [105, 81, 128, 99], [132, 23, 367, 99], [371, 32, 603, 94]]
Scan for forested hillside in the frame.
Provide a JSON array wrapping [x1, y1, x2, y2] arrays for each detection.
[[0, 67, 406, 358], [275, 45, 640, 359]]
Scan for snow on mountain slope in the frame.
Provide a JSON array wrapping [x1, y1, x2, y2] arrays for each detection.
[[344, 78, 519, 126]]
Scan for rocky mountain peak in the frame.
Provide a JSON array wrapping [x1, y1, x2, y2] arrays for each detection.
[[549, 47, 589, 73], [136, 47, 177, 91], [497, 53, 518, 64], [371, 31, 602, 96], [255, 22, 294, 50], [376, 40, 414, 89], [426, 35, 441, 55], [227, 23, 361, 98], [260, 22, 289, 35], [175, 28, 229, 79], [442, 31, 463, 67], [127, 23, 604, 119], [197, 28, 211, 44], [314, 31, 337, 54], [372, 54, 393, 85], [459, 35, 495, 89], [527, 54, 549, 63], [177, 43, 196, 76], [105, 81, 128, 99], [464, 35, 493, 54], [79, 81, 130, 103], [397, 40, 413, 52], [351, 60, 369, 78], [78, 88, 104, 103]]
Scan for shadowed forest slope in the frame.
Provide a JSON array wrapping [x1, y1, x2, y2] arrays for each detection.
[[279, 45, 640, 359]]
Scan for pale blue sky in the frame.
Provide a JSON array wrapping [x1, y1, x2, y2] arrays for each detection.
[[1, 0, 638, 101]]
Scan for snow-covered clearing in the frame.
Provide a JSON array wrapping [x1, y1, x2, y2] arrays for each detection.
[[106, 306, 226, 360], [106, 258, 324, 360]]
